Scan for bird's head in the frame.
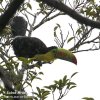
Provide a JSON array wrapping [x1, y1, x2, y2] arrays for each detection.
[[51, 48, 77, 65]]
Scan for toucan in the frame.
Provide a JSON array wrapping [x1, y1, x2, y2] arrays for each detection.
[[9, 16, 27, 37], [11, 36, 77, 65]]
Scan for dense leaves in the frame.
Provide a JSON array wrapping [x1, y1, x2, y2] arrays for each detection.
[[44, 73, 77, 100]]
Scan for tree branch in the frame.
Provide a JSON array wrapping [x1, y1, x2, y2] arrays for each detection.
[[0, 0, 25, 32], [70, 28, 94, 51], [73, 48, 100, 53], [0, 67, 22, 100], [33, 12, 64, 31], [41, 0, 100, 29]]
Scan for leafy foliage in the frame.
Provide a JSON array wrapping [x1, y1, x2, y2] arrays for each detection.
[[0, 0, 99, 99], [33, 73, 77, 100], [44, 73, 77, 100], [33, 87, 50, 100]]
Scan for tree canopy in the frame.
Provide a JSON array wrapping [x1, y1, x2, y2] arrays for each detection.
[[0, 0, 99, 100]]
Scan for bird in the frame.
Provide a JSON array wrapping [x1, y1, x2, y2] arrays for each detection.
[[33, 48, 77, 65], [11, 36, 57, 58], [11, 36, 77, 65], [9, 16, 27, 37]]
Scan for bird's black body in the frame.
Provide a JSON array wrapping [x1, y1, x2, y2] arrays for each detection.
[[11, 36, 57, 58], [10, 16, 27, 37]]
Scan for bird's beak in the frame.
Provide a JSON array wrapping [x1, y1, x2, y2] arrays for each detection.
[[54, 49, 77, 65]]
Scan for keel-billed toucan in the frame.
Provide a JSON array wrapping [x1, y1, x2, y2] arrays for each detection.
[[9, 16, 27, 37], [11, 36, 77, 65]]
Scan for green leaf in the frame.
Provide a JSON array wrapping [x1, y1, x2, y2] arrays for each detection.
[[30, 75, 36, 81], [36, 87, 41, 93], [36, 77, 42, 80], [82, 97, 94, 100], [62, 75, 68, 85], [71, 72, 78, 78], [86, 7, 92, 15], [69, 85, 77, 90], [0, 0, 3, 4], [54, 31, 57, 37], [63, 75, 67, 81], [39, 72, 44, 75], [67, 82, 76, 89], [87, 0, 94, 3], [54, 26, 58, 31], [67, 37, 74, 43], [0, 8, 4, 13], [51, 85, 57, 91], [54, 80, 59, 84], [44, 86, 51, 90], [76, 28, 82, 35], [27, 3, 32, 10], [58, 79, 63, 90], [33, 96, 38, 100], [42, 91, 50, 97], [56, 23, 61, 28], [68, 82, 76, 86], [39, 3, 43, 9], [36, 0, 41, 2], [44, 85, 56, 92]]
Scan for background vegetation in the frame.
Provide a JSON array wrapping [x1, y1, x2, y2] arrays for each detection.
[[0, 0, 100, 100]]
